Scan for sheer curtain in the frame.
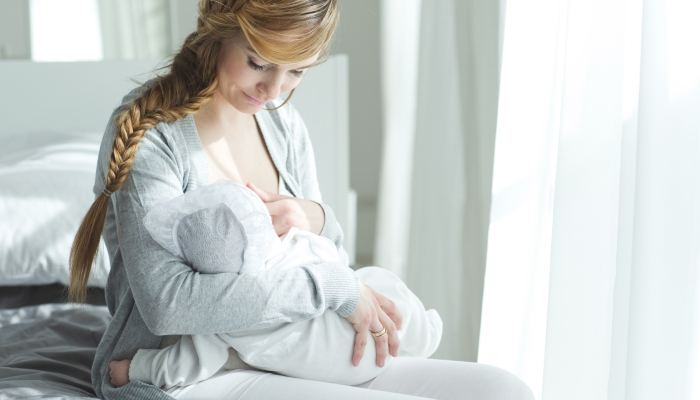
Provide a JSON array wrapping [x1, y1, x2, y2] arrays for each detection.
[[478, 0, 700, 400], [375, 0, 502, 361], [375, 0, 422, 282], [97, 0, 173, 60]]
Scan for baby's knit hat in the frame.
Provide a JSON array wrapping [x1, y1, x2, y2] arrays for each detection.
[[143, 180, 278, 275]]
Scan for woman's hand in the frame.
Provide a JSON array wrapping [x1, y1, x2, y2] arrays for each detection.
[[345, 280, 403, 368], [247, 183, 325, 236]]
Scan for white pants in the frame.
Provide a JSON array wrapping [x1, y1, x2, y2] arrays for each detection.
[[165, 357, 535, 400]]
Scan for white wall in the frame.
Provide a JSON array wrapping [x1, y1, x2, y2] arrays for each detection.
[[332, 0, 383, 265], [0, 0, 31, 59], [171, 0, 199, 49]]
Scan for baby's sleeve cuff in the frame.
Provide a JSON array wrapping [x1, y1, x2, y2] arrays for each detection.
[[128, 349, 158, 384]]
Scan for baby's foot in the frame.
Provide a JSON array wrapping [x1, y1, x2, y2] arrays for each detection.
[[109, 359, 132, 388]]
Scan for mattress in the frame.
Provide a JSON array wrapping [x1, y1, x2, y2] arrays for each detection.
[[0, 300, 109, 399]]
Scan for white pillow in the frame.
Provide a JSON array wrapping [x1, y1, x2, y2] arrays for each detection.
[[0, 131, 109, 287]]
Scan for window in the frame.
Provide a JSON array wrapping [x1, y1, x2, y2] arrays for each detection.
[[30, 0, 103, 62]]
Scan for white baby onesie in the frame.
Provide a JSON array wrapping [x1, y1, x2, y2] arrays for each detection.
[[131, 180, 442, 388]]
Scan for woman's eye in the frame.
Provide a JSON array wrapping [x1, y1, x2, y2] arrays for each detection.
[[247, 58, 265, 72], [248, 57, 304, 78]]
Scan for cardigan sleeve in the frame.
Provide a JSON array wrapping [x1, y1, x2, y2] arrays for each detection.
[[104, 123, 359, 337]]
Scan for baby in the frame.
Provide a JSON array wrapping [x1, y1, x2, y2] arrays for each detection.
[[109, 180, 442, 389]]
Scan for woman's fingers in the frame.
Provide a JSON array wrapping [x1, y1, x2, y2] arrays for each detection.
[[377, 308, 400, 358], [247, 182, 325, 235], [350, 300, 373, 366], [265, 201, 289, 236], [352, 329, 368, 367], [348, 281, 376, 367], [350, 312, 391, 368], [371, 289, 402, 358], [246, 182, 284, 202], [346, 280, 400, 368], [370, 314, 390, 368], [371, 287, 403, 330], [246, 182, 271, 201], [265, 200, 304, 236]]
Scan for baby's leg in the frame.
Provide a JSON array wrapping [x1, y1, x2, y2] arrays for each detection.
[[109, 359, 132, 388], [129, 334, 232, 389]]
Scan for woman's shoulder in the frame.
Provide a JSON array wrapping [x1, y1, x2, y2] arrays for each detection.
[[95, 82, 204, 192], [114, 81, 197, 150]]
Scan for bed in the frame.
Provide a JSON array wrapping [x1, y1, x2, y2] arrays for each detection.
[[0, 55, 351, 399]]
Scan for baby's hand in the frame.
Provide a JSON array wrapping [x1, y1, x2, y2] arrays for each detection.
[[109, 359, 131, 388]]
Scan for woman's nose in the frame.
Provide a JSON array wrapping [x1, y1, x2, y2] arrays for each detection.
[[257, 74, 283, 100]]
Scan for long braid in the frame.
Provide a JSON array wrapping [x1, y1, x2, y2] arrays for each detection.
[[68, 35, 219, 303], [104, 81, 218, 195]]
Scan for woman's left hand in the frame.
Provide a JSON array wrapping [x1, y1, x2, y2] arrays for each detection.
[[247, 183, 325, 236]]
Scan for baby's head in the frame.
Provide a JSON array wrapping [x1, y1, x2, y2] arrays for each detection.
[[143, 180, 279, 275]]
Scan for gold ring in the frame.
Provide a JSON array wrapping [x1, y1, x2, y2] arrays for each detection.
[[371, 327, 387, 338]]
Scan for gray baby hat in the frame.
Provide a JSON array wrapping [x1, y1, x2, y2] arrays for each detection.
[[143, 180, 278, 275], [176, 203, 247, 274]]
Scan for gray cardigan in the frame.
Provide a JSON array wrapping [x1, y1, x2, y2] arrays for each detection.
[[91, 87, 360, 399]]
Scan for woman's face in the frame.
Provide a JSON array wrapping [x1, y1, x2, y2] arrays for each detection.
[[216, 32, 320, 114]]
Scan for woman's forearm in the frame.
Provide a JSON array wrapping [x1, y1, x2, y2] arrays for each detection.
[[132, 260, 359, 336]]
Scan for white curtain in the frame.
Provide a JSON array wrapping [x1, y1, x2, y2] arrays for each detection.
[[479, 0, 700, 399], [376, 0, 502, 361], [97, 0, 173, 60], [375, 0, 422, 281]]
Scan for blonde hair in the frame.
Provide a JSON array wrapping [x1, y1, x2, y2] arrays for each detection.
[[69, 0, 339, 303]]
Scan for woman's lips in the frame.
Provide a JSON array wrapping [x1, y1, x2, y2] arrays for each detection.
[[243, 92, 265, 106]]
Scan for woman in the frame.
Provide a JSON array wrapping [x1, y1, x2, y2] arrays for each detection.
[[69, 0, 535, 399]]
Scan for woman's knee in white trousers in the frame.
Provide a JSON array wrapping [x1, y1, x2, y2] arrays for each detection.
[[361, 358, 535, 400]]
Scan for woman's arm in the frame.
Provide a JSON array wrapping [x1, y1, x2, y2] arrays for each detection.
[[110, 125, 359, 336], [278, 103, 403, 366]]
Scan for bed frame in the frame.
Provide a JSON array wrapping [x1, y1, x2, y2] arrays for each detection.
[[0, 56, 355, 261]]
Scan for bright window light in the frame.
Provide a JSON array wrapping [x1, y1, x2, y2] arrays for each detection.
[[667, 0, 700, 101], [29, 0, 103, 62]]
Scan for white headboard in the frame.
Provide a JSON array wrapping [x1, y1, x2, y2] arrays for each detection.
[[0, 55, 354, 260]]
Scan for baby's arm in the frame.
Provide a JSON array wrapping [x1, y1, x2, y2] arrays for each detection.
[[113, 334, 231, 389]]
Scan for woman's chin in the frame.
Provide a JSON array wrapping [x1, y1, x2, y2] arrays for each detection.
[[232, 99, 265, 114]]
